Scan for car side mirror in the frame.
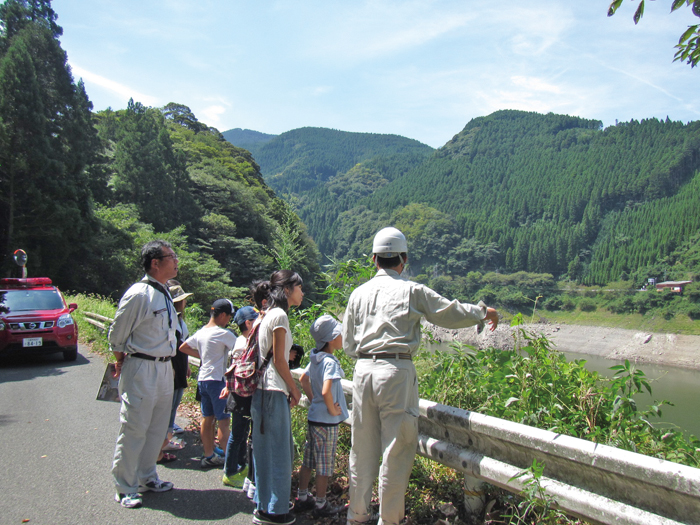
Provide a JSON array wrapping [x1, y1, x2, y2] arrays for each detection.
[[68, 303, 78, 312]]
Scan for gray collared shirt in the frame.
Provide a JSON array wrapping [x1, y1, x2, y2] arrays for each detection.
[[343, 268, 486, 358], [108, 275, 176, 358]]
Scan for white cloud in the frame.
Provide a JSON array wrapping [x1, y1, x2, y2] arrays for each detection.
[[200, 105, 227, 128], [511, 76, 562, 95], [302, 1, 476, 62], [504, 5, 573, 57], [69, 64, 160, 107]]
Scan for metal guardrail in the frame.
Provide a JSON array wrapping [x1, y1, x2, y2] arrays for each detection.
[[417, 400, 700, 525], [290, 370, 700, 525], [83, 311, 699, 523], [83, 311, 112, 331], [83, 311, 202, 368]]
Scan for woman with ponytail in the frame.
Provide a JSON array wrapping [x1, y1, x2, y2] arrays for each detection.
[[250, 270, 304, 525]]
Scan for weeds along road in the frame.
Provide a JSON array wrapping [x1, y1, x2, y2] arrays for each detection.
[[0, 345, 291, 525]]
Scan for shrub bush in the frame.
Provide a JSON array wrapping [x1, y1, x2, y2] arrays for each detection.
[[607, 296, 634, 314], [542, 296, 563, 311], [561, 296, 576, 311], [685, 303, 700, 320], [578, 297, 597, 312]]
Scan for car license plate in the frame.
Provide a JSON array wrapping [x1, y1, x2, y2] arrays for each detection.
[[23, 337, 43, 347]]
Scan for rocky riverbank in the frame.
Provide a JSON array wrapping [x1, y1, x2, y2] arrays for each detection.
[[423, 321, 700, 371]]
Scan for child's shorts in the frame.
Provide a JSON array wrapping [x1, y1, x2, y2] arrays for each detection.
[[302, 423, 339, 477], [198, 380, 228, 420]]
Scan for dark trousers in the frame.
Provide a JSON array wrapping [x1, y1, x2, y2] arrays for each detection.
[[224, 410, 251, 476]]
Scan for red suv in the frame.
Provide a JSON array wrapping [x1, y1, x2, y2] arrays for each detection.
[[0, 278, 79, 361]]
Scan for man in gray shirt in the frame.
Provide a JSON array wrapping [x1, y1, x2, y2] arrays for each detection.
[[109, 240, 179, 508]]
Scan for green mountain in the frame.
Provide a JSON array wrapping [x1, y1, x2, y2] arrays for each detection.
[[221, 128, 276, 152], [248, 127, 434, 254], [372, 110, 700, 284], [248, 111, 700, 286], [82, 102, 320, 303]]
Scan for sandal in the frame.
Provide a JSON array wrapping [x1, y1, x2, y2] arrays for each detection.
[[163, 440, 185, 451], [157, 452, 177, 464]]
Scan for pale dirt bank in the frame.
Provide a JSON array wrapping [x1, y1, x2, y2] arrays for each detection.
[[423, 321, 700, 371]]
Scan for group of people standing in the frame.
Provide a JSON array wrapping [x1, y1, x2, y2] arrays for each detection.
[[108, 227, 498, 525]]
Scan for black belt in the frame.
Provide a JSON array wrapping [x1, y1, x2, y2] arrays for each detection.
[[131, 352, 171, 362], [358, 352, 412, 361]]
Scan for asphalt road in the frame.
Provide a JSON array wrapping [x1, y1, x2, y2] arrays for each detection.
[[0, 345, 275, 525]]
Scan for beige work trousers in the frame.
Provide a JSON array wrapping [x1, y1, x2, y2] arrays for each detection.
[[347, 358, 419, 525], [111, 356, 174, 494]]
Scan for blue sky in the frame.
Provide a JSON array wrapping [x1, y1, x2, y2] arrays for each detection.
[[55, 0, 700, 148]]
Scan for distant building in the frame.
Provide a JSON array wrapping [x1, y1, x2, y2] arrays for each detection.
[[655, 280, 693, 293]]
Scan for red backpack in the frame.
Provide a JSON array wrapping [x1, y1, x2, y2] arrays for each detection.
[[225, 317, 272, 398]]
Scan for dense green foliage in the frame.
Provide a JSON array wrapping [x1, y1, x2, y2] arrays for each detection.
[[0, 1, 321, 305], [417, 323, 700, 467], [79, 101, 321, 304], [248, 111, 700, 292], [0, 0, 98, 284], [248, 127, 434, 255], [372, 112, 700, 283]]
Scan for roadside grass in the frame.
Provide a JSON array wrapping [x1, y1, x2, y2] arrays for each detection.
[[65, 292, 117, 357]]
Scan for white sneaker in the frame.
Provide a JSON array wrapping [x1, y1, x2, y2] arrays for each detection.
[[247, 483, 256, 499], [242, 477, 251, 492], [115, 492, 142, 508]]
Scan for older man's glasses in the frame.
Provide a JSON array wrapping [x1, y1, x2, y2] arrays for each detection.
[[156, 253, 178, 260]]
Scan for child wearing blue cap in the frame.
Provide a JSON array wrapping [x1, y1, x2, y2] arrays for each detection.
[[294, 314, 349, 518], [222, 305, 259, 490]]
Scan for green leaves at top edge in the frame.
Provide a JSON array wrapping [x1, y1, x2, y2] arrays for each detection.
[[608, 0, 624, 17], [633, 0, 645, 24], [672, 0, 689, 13], [679, 24, 699, 44]]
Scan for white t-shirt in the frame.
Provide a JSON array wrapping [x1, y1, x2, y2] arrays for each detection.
[[185, 325, 237, 382], [257, 307, 293, 394], [230, 334, 247, 361]]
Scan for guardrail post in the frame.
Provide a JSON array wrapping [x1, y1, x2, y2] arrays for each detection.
[[463, 473, 485, 515]]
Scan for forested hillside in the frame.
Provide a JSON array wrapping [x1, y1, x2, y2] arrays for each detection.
[[222, 128, 276, 153], [0, 1, 319, 306], [247, 127, 434, 254], [372, 111, 700, 285], [250, 111, 700, 288]]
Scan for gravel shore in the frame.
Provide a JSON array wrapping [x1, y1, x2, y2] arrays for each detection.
[[423, 321, 700, 371]]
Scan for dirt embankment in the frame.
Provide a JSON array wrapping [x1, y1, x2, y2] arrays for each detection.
[[424, 321, 700, 371]]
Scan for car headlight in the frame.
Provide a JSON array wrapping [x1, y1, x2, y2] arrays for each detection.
[[57, 314, 74, 328]]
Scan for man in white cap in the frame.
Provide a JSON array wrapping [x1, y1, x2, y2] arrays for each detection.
[[343, 227, 498, 525]]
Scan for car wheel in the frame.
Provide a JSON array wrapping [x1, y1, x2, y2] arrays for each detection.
[[63, 346, 78, 361]]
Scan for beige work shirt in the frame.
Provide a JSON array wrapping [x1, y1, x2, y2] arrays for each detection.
[[108, 275, 176, 358], [342, 268, 486, 358]]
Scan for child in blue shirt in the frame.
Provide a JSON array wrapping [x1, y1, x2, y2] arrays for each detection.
[[294, 315, 349, 518]]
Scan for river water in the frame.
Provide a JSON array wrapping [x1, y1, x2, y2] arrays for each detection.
[[561, 351, 700, 439], [427, 342, 700, 438]]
